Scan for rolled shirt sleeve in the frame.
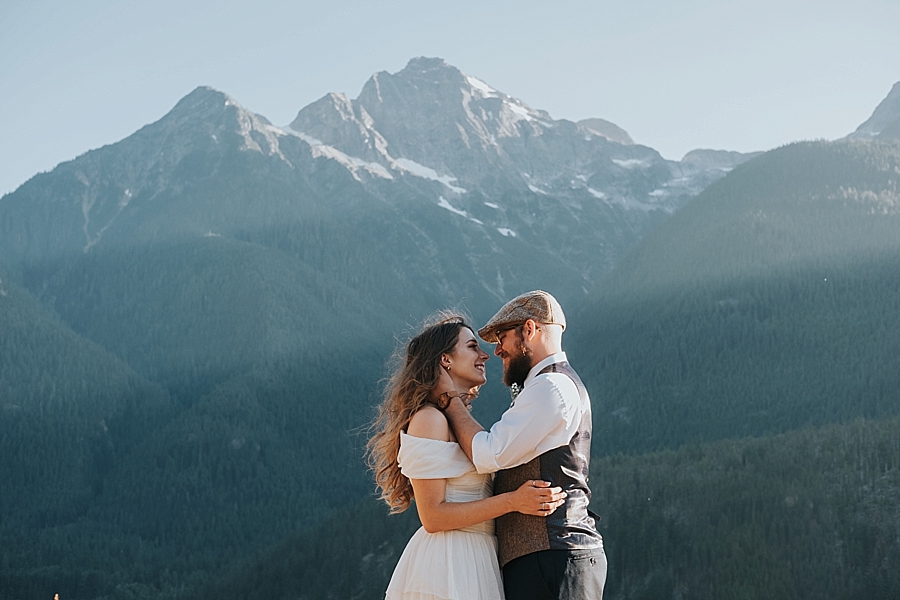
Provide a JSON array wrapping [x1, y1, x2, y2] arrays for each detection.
[[471, 371, 583, 474]]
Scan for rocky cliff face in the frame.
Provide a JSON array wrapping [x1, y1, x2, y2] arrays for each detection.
[[1, 86, 318, 261], [576, 118, 635, 146]]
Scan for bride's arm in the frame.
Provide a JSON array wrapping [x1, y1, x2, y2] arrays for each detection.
[[407, 406, 565, 534]]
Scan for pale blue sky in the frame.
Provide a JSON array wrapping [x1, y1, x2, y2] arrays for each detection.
[[2, 0, 898, 195]]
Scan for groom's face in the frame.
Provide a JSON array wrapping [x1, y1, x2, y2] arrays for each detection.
[[494, 325, 533, 387]]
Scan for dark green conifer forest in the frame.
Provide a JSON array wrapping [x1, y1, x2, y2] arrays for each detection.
[[202, 416, 900, 600]]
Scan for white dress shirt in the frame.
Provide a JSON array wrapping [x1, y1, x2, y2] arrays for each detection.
[[470, 352, 590, 474]]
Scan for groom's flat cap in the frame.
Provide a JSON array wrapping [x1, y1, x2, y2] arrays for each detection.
[[478, 290, 566, 343]]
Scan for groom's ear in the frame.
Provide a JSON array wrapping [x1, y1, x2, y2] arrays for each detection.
[[522, 319, 539, 341]]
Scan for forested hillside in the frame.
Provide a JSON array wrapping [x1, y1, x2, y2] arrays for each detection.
[[201, 416, 900, 600], [569, 140, 900, 454], [0, 278, 175, 599], [0, 278, 172, 511], [593, 417, 900, 600]]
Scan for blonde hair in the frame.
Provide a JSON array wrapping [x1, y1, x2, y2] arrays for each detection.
[[366, 312, 471, 513]]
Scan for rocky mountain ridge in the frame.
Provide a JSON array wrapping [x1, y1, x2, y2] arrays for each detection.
[[287, 57, 753, 216], [1, 58, 760, 304]]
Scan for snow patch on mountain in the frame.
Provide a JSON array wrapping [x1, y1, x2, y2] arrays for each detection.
[[508, 103, 534, 122], [437, 196, 469, 217], [612, 158, 647, 169], [280, 128, 393, 180], [616, 196, 671, 213], [497, 228, 517, 237], [466, 76, 499, 98], [395, 158, 466, 193], [434, 195, 483, 224]]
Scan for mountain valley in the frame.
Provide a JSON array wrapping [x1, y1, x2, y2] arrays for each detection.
[[2, 59, 899, 600]]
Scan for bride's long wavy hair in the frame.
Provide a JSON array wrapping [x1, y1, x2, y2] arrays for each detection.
[[366, 312, 472, 513]]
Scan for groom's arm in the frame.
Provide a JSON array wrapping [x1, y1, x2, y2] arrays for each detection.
[[446, 376, 579, 475], [442, 396, 484, 462]]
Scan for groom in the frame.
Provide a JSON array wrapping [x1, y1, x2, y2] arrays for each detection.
[[435, 290, 607, 600]]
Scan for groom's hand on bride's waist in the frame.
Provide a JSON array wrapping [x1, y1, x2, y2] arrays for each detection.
[[513, 479, 567, 516]]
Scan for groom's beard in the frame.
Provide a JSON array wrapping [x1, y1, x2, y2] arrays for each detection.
[[503, 339, 533, 388]]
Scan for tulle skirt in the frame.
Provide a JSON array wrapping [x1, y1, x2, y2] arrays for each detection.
[[385, 526, 504, 600]]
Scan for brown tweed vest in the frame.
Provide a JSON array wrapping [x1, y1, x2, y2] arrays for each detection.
[[493, 361, 603, 568]]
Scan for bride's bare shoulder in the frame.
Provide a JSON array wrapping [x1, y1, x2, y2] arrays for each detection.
[[407, 405, 452, 442]]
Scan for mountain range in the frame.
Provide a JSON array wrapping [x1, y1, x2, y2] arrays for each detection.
[[2, 58, 899, 600], [1, 58, 757, 292]]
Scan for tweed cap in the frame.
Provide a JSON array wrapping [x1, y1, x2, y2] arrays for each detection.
[[478, 290, 566, 343]]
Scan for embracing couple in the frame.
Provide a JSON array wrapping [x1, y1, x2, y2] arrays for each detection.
[[367, 291, 607, 600]]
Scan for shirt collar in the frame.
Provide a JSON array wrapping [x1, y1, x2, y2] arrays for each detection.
[[524, 352, 567, 387]]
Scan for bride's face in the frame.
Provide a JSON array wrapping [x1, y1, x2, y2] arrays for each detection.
[[443, 327, 489, 390]]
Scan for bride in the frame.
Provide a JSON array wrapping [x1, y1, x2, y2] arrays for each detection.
[[367, 313, 566, 600]]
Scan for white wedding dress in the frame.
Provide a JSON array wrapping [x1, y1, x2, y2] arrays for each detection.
[[385, 432, 504, 600]]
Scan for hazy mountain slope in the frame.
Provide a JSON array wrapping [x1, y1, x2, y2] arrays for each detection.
[[0, 86, 382, 267], [201, 416, 900, 600], [568, 140, 900, 455], [847, 81, 900, 140], [42, 235, 395, 400], [603, 139, 900, 288]]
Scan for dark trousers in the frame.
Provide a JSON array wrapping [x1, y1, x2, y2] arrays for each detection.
[[502, 548, 607, 600]]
